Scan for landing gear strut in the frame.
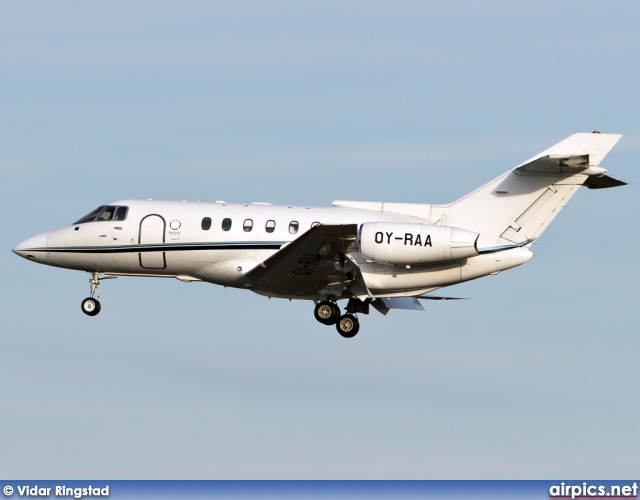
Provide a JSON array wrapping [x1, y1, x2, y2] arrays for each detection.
[[80, 272, 113, 317]]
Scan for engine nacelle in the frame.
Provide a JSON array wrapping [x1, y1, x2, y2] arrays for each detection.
[[358, 222, 479, 265]]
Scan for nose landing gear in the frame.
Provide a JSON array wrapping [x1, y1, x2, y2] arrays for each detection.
[[80, 272, 115, 317], [81, 272, 102, 316]]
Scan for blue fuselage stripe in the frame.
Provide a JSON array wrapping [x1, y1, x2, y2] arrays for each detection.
[[21, 242, 286, 254]]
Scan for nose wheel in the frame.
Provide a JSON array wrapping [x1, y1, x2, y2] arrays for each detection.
[[81, 297, 101, 316]]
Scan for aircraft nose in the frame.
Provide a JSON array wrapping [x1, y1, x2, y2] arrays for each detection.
[[13, 232, 49, 259]]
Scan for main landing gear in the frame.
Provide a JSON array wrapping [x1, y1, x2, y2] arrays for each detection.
[[313, 300, 360, 338], [80, 272, 115, 317]]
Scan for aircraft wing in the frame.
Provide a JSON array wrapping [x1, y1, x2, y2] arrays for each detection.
[[246, 224, 366, 297]]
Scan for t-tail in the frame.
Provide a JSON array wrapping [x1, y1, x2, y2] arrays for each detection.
[[430, 132, 625, 248]]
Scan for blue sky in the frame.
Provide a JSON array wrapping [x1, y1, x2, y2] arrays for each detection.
[[1, 1, 639, 478]]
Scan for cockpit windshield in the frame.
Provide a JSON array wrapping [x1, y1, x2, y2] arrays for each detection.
[[74, 206, 128, 224]]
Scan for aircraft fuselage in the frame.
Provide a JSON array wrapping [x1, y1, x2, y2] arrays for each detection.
[[13, 199, 531, 299]]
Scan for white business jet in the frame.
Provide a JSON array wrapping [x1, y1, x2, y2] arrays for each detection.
[[13, 132, 625, 338]]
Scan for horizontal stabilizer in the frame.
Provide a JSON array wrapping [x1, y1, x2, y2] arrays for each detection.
[[583, 174, 627, 189], [515, 154, 590, 175], [515, 132, 622, 171]]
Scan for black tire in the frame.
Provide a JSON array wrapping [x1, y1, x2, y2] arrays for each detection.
[[330, 302, 341, 321], [336, 314, 359, 338], [81, 297, 101, 316], [314, 301, 339, 325]]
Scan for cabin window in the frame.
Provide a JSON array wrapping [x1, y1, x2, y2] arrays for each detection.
[[311, 221, 320, 228], [265, 220, 276, 233], [114, 207, 128, 221], [243, 219, 253, 232], [201, 217, 212, 230], [289, 221, 299, 234], [222, 218, 232, 231]]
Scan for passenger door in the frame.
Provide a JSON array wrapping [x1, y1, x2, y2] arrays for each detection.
[[139, 214, 166, 269]]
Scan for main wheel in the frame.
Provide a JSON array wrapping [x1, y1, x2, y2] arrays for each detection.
[[336, 314, 359, 338], [330, 302, 341, 320], [81, 297, 101, 316], [314, 301, 339, 325]]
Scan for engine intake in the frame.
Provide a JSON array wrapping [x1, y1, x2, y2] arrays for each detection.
[[358, 222, 479, 265]]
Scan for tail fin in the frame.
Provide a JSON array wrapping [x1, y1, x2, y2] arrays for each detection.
[[431, 132, 624, 245]]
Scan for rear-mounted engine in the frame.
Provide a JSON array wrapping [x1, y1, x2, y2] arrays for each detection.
[[358, 222, 479, 265]]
